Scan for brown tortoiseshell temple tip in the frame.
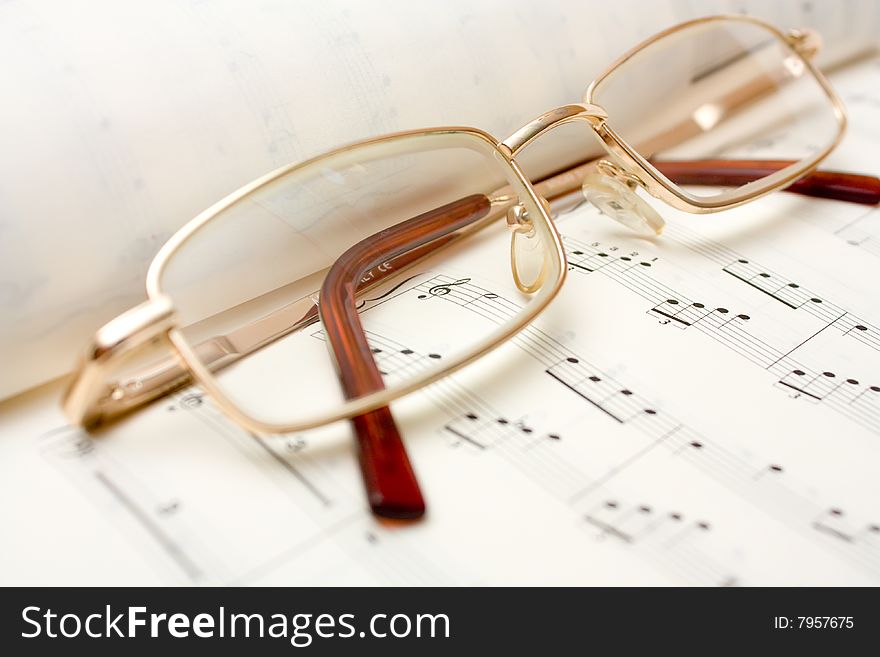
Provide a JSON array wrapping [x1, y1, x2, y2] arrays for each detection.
[[353, 407, 426, 519], [320, 194, 493, 521], [655, 159, 880, 206]]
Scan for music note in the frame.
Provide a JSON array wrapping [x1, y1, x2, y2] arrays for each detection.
[[443, 411, 562, 452], [722, 259, 819, 309], [813, 508, 857, 543], [753, 463, 784, 481], [564, 238, 657, 276], [546, 357, 653, 424], [850, 383, 880, 405], [585, 499, 711, 547], [443, 412, 488, 450], [585, 500, 640, 543], [777, 369, 845, 402], [312, 328, 442, 379], [648, 299, 730, 329], [567, 249, 613, 273]]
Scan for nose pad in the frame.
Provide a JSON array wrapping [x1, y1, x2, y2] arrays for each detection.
[[507, 204, 547, 294], [581, 170, 665, 237]]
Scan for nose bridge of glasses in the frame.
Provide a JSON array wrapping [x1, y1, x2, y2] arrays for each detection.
[[501, 104, 608, 158]]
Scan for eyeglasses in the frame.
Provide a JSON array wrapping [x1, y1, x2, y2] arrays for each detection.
[[64, 15, 879, 520]]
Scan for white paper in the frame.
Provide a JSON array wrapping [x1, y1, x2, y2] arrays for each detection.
[[3, 50, 879, 586]]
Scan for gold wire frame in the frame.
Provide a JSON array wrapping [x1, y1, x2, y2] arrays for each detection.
[[582, 14, 847, 212], [63, 14, 848, 434], [65, 127, 568, 433]]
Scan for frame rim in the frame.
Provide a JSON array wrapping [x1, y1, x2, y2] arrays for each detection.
[[583, 13, 847, 212], [148, 127, 568, 434]]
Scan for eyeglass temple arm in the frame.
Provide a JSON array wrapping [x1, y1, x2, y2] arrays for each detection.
[[653, 159, 880, 205], [319, 193, 493, 520]]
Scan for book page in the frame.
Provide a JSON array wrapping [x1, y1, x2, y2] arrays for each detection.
[[3, 54, 878, 586]]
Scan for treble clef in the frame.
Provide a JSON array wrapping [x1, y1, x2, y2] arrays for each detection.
[[422, 278, 471, 298]]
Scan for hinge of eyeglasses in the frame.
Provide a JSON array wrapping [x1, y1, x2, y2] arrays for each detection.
[[785, 28, 822, 60], [501, 104, 608, 156]]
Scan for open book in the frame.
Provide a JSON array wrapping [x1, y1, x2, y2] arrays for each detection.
[[1, 1, 879, 585]]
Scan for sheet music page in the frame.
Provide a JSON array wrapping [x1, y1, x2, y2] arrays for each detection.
[[3, 53, 878, 587]]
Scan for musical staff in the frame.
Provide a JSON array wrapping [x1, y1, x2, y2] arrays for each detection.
[[777, 369, 844, 402], [311, 328, 441, 380], [648, 299, 746, 329], [583, 498, 735, 585], [39, 427, 205, 583], [559, 231, 880, 435], [444, 411, 559, 452], [392, 273, 880, 576], [721, 259, 822, 310], [40, 394, 470, 585], [431, 390, 589, 504], [429, 386, 737, 585], [546, 357, 654, 424], [32, 250, 880, 584], [49, 217, 874, 585], [812, 508, 880, 573], [665, 224, 880, 355]]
